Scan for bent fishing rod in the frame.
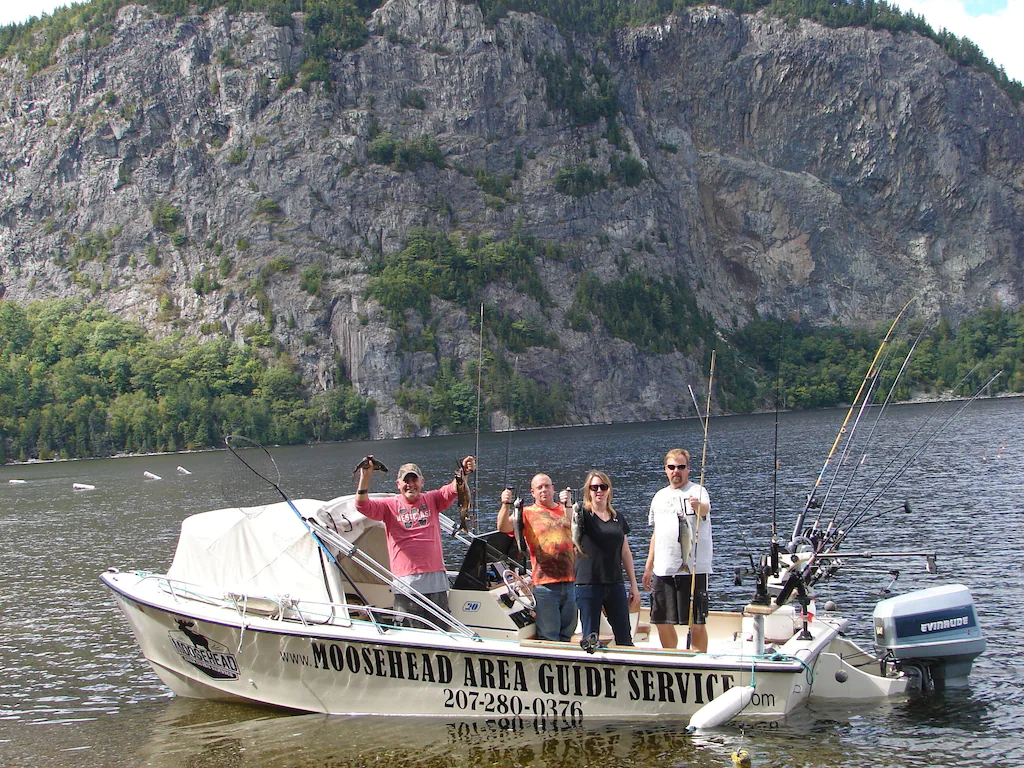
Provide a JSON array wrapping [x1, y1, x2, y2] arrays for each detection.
[[791, 296, 917, 545]]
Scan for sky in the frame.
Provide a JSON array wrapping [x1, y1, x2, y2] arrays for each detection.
[[1, 0, 1023, 84]]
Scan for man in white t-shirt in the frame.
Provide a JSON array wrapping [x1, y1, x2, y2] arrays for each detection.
[[641, 448, 713, 651]]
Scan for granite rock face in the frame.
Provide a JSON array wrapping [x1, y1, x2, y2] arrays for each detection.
[[1, 1, 1021, 435]]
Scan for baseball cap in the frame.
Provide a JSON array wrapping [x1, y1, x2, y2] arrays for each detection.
[[398, 463, 423, 481]]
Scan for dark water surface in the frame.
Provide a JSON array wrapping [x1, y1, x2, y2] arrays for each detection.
[[2, 398, 1023, 767]]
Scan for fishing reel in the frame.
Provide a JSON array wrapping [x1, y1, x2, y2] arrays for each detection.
[[735, 538, 783, 606]]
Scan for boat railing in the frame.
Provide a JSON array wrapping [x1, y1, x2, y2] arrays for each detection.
[[305, 519, 483, 642], [135, 571, 482, 639], [139, 572, 341, 626]]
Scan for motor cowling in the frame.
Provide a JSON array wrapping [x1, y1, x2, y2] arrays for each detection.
[[872, 584, 986, 689]]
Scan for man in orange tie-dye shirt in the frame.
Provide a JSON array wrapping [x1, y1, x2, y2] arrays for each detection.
[[498, 474, 577, 641]]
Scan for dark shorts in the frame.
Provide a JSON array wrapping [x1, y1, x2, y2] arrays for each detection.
[[650, 574, 708, 625]]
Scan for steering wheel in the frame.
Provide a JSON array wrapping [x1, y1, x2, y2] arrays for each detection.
[[502, 569, 536, 611]]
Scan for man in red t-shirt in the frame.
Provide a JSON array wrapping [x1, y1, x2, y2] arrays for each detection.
[[497, 474, 577, 641], [355, 455, 475, 627]]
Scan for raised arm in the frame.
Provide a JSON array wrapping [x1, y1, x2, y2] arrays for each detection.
[[496, 487, 514, 533]]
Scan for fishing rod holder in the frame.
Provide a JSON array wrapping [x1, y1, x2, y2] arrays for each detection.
[[814, 551, 938, 571]]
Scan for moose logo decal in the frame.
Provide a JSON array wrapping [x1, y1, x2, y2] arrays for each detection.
[[168, 619, 240, 680]]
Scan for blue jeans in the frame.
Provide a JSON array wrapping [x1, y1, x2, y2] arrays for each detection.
[[533, 582, 577, 641], [575, 584, 634, 646]]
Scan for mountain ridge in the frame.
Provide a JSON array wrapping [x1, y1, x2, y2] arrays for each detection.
[[1, 0, 1022, 437]]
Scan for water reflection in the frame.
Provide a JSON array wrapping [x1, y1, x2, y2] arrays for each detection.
[[132, 701, 734, 768]]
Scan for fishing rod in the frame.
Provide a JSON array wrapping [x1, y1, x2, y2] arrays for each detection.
[[817, 325, 929, 545], [223, 435, 383, 631], [699, 350, 715, 494], [809, 315, 916, 536], [827, 363, 990, 543], [807, 339, 892, 536], [685, 383, 703, 568], [790, 296, 916, 545], [829, 370, 1002, 550], [686, 350, 715, 649], [772, 333, 783, 543], [827, 362, 983, 538], [473, 302, 484, 534], [501, 355, 519, 493], [833, 500, 913, 533]]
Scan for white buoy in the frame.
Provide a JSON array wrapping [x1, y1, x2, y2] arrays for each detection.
[[176, 466, 192, 475], [143, 471, 162, 480], [72, 483, 95, 491], [687, 685, 755, 730], [8, 479, 26, 484]]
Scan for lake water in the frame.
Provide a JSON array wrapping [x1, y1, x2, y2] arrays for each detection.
[[2, 398, 1023, 767]]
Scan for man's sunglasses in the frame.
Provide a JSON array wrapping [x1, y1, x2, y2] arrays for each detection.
[[666, 464, 688, 470]]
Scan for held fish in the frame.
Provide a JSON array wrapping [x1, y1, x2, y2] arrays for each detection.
[[511, 496, 527, 555], [677, 497, 693, 571], [454, 465, 472, 535], [571, 501, 587, 556], [351, 455, 388, 479]]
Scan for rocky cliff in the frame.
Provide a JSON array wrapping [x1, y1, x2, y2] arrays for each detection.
[[1, 0, 1022, 436]]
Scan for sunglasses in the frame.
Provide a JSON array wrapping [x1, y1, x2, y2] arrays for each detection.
[[666, 464, 688, 470], [589, 483, 610, 492]]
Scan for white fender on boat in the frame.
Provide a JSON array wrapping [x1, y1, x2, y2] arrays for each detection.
[[687, 684, 755, 730], [8, 479, 26, 484], [143, 471, 162, 480], [176, 466, 192, 475], [72, 482, 95, 491]]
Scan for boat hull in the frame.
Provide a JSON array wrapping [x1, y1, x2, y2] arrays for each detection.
[[103, 571, 817, 720]]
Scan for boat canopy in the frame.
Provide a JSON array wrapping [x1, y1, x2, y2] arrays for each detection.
[[166, 495, 390, 604]]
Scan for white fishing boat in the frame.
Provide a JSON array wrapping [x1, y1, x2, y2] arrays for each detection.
[[101, 491, 985, 724]]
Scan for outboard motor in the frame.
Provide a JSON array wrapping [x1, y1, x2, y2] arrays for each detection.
[[873, 584, 986, 691]]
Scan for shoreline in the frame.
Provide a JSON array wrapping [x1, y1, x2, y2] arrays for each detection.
[[3, 391, 1019, 468]]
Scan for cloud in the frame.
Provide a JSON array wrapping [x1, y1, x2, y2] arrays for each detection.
[[0, 1, 71, 27], [890, 0, 1024, 82]]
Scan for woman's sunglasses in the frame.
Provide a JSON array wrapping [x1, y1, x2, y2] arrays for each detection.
[[589, 483, 610, 492]]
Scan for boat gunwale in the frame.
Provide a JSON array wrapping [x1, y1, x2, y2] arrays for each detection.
[[101, 570, 821, 674]]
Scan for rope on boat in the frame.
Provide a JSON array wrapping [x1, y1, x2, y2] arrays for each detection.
[[762, 651, 815, 686]]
